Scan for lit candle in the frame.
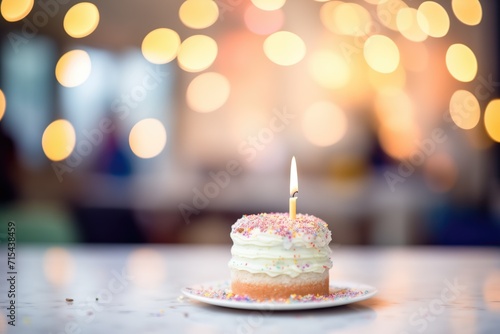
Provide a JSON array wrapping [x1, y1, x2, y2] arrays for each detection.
[[289, 156, 298, 220]]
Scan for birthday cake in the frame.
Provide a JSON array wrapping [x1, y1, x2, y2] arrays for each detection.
[[228, 212, 333, 300]]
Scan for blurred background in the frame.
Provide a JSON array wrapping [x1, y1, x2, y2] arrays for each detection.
[[0, 0, 499, 246]]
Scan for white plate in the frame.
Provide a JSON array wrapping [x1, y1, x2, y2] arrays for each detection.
[[181, 280, 377, 311]]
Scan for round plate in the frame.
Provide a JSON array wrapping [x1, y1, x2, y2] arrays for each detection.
[[181, 280, 377, 310]]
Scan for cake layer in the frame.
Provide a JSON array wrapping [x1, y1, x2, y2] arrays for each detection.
[[231, 270, 329, 300], [231, 268, 328, 285]]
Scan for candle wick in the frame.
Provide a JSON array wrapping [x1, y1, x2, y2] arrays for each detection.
[[292, 191, 298, 198]]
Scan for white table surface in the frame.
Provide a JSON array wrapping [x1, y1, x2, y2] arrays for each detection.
[[0, 245, 499, 334]]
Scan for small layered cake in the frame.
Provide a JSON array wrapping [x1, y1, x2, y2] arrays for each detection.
[[229, 213, 332, 300]]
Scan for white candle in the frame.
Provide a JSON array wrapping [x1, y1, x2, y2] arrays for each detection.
[[289, 156, 298, 220]]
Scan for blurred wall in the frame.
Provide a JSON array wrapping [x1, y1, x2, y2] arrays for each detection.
[[0, 0, 499, 245]]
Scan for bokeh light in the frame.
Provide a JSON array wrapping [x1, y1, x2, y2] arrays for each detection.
[[244, 5, 284, 35], [363, 35, 400, 73], [449, 90, 480, 130], [377, 0, 407, 31], [417, 1, 450, 38], [320, 1, 343, 34], [397, 8, 428, 42], [375, 88, 419, 159], [263, 31, 306, 66], [43, 247, 75, 286], [0, 89, 5, 122], [301, 101, 348, 147], [179, 0, 219, 29], [177, 35, 218, 72], [42, 120, 76, 161], [484, 99, 500, 143], [308, 50, 350, 89], [483, 271, 500, 311], [63, 2, 100, 38], [446, 43, 477, 82], [0, 0, 33, 22], [452, 0, 482, 26], [129, 118, 167, 159], [55, 50, 92, 87], [127, 248, 166, 288], [251, 0, 286, 11], [186, 72, 231, 113], [378, 125, 420, 160], [334, 3, 372, 36], [141, 28, 181, 64]]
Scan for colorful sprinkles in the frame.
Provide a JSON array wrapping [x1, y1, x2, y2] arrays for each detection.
[[232, 213, 330, 239], [186, 286, 369, 304]]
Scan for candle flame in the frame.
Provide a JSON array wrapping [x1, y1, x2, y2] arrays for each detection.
[[290, 156, 298, 197]]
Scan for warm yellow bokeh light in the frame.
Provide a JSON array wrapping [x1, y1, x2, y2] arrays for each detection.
[[127, 248, 166, 288], [263, 31, 306, 66], [63, 2, 100, 38], [302, 101, 348, 147], [0, 0, 33, 22], [375, 88, 420, 160], [446, 44, 477, 82], [449, 90, 480, 130], [55, 50, 92, 87], [43, 247, 75, 286], [377, 0, 407, 31], [483, 271, 500, 311], [129, 118, 167, 159], [177, 35, 218, 72], [186, 72, 231, 113], [308, 50, 350, 89], [364, 35, 400, 73], [42, 120, 76, 161], [452, 0, 482, 26], [378, 125, 420, 160], [417, 1, 450, 38], [320, 1, 344, 34], [484, 99, 500, 143], [179, 0, 219, 29], [251, 0, 286, 11], [141, 28, 181, 64], [397, 8, 428, 42], [0, 89, 5, 122], [334, 3, 372, 36]]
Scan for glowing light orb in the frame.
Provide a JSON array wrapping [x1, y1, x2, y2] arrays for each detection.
[[63, 2, 100, 38], [55, 50, 92, 87], [42, 120, 76, 161], [364, 35, 400, 73], [263, 31, 306, 66], [142, 28, 181, 64], [129, 119, 167, 158]]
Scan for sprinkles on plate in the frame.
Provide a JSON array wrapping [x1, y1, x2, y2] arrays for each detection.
[[187, 286, 369, 303]]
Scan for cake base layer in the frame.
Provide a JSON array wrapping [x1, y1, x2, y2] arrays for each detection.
[[231, 270, 329, 300]]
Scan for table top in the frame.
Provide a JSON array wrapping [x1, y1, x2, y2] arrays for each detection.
[[0, 245, 499, 334]]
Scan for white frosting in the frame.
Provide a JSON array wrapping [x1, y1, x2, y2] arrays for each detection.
[[228, 214, 333, 278]]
